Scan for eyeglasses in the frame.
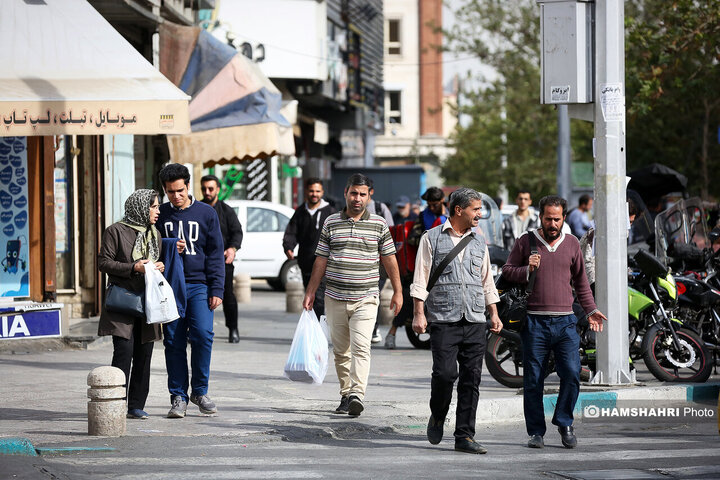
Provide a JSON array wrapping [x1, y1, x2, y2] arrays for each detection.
[[150, 205, 160, 210]]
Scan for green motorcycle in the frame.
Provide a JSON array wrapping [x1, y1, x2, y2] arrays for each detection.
[[629, 249, 712, 382]]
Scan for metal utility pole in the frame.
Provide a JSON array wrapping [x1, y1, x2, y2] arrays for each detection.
[[592, 0, 633, 384], [538, 0, 632, 385], [557, 105, 572, 201]]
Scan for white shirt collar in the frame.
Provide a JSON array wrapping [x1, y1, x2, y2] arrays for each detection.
[[532, 228, 565, 252]]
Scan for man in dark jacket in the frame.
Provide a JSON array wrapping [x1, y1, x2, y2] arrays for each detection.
[[283, 178, 337, 317], [201, 175, 244, 344]]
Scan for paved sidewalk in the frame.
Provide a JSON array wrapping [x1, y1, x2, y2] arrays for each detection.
[[0, 284, 717, 451]]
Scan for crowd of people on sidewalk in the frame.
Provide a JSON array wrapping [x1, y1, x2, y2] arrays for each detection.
[[97, 166, 604, 454]]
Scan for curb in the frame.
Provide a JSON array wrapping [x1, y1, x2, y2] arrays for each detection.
[[475, 382, 720, 424], [0, 437, 38, 456]]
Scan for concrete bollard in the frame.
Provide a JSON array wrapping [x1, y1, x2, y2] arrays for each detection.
[[87, 366, 126, 437], [234, 272, 252, 304], [285, 280, 304, 313], [378, 282, 395, 326]]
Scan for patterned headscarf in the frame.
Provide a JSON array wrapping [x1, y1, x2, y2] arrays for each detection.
[[120, 189, 160, 263]]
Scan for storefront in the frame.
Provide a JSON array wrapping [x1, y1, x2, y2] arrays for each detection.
[[0, 0, 190, 340]]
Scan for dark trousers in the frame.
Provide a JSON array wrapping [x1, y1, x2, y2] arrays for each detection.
[[301, 269, 326, 317], [521, 314, 581, 436], [223, 263, 238, 330], [429, 319, 487, 440], [111, 318, 154, 411]]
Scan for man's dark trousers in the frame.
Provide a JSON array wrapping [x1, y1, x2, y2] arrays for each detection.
[[223, 263, 238, 330], [429, 319, 487, 439], [521, 314, 581, 436]]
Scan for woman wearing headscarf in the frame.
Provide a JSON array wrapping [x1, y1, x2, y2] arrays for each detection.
[[98, 189, 164, 420]]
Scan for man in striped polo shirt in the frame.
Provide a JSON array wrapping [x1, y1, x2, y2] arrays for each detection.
[[303, 173, 403, 416]]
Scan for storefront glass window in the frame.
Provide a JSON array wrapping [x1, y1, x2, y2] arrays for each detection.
[[54, 136, 74, 291]]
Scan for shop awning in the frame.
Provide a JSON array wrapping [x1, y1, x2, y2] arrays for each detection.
[[160, 22, 295, 167], [0, 0, 190, 136]]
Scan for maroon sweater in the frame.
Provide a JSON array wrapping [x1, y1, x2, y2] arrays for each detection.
[[502, 230, 597, 316]]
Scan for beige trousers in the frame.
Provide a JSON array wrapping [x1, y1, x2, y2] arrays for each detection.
[[324, 295, 379, 400]]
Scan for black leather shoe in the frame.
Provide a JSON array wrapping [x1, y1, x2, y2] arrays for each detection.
[[558, 426, 577, 448], [527, 434, 544, 449], [334, 396, 349, 414], [348, 395, 364, 416], [454, 437, 487, 454], [426, 415, 443, 445], [229, 329, 240, 343]]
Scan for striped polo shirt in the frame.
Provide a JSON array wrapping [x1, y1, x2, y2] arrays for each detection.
[[315, 208, 396, 301]]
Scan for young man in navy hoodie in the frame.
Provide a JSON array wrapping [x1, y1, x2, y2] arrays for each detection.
[[158, 164, 225, 418]]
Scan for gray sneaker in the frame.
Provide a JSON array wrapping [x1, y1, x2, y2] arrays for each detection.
[[190, 394, 218, 414], [167, 396, 187, 418], [384, 333, 396, 349]]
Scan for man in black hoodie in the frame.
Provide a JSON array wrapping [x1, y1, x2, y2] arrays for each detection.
[[201, 175, 244, 344], [283, 178, 337, 316]]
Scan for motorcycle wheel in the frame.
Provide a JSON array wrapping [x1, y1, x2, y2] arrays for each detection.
[[484, 332, 535, 388], [642, 325, 713, 383], [405, 323, 431, 349]]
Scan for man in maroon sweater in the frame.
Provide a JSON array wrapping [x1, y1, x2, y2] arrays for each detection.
[[502, 195, 606, 450]]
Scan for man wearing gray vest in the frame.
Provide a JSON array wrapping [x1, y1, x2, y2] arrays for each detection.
[[411, 188, 502, 454]]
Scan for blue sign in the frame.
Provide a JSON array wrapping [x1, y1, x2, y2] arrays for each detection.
[[0, 191, 11, 209], [0, 310, 62, 339], [14, 211, 27, 229], [0, 166, 11, 185], [0, 137, 29, 297]]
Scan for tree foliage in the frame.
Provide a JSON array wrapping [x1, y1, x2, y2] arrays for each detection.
[[443, 0, 720, 201], [625, 0, 720, 200]]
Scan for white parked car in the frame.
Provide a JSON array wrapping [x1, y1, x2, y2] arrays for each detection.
[[225, 200, 302, 290]]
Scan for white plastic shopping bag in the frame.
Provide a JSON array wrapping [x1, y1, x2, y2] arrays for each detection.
[[319, 315, 331, 344], [283, 309, 329, 384], [144, 262, 180, 324]]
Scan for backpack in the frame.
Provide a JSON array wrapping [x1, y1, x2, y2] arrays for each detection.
[[389, 220, 418, 280]]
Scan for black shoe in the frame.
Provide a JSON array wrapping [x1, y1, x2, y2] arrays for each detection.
[[229, 328, 239, 343], [426, 415, 444, 445], [347, 395, 364, 416], [334, 396, 349, 414], [454, 437, 487, 454], [527, 434, 544, 449], [558, 426, 577, 449]]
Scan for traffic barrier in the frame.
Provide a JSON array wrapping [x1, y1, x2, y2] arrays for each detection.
[[87, 366, 126, 436]]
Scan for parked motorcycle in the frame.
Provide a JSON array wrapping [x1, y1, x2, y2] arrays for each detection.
[[633, 249, 713, 382], [485, 248, 712, 387]]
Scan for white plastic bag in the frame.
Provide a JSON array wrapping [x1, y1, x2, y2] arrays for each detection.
[[144, 262, 180, 324], [283, 309, 329, 384], [319, 314, 331, 344]]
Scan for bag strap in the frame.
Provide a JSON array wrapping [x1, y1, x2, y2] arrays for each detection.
[[526, 231, 538, 294], [427, 234, 474, 292]]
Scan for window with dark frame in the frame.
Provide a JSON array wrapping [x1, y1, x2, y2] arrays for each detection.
[[386, 18, 401, 55]]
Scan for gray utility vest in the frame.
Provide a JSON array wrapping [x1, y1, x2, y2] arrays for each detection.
[[424, 226, 487, 323]]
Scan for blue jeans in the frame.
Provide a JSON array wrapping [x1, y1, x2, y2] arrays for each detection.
[[163, 283, 215, 402], [521, 314, 580, 436]]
